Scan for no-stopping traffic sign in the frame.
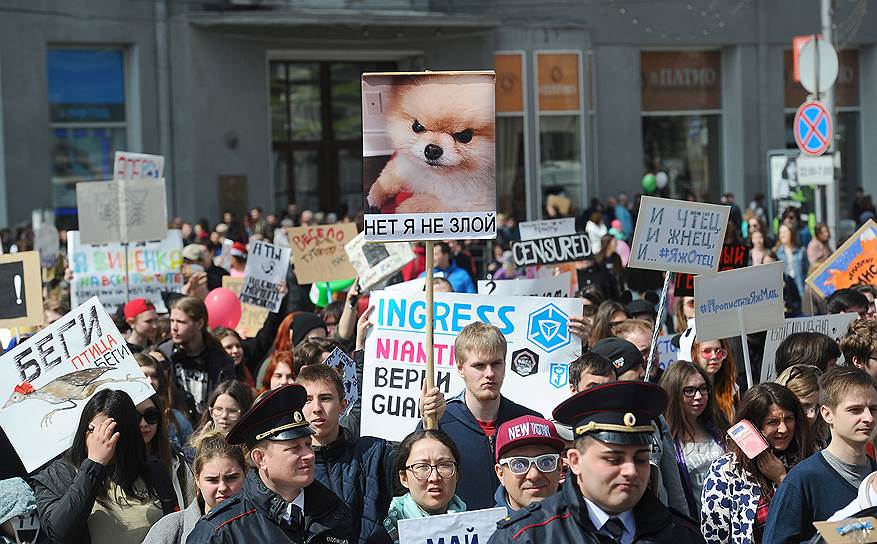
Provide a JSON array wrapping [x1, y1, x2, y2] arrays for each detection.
[[793, 101, 832, 157]]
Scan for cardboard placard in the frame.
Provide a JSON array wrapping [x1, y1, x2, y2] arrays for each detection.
[[806, 220, 877, 299], [511, 233, 592, 266], [0, 252, 43, 328], [240, 241, 290, 312], [813, 517, 877, 544], [362, 291, 581, 442], [362, 71, 497, 242], [344, 232, 414, 292], [113, 151, 164, 181], [0, 297, 153, 472], [628, 196, 730, 274], [75, 178, 168, 245], [288, 224, 358, 285], [546, 194, 572, 216], [759, 312, 857, 383], [518, 218, 576, 241], [222, 277, 270, 339], [674, 244, 750, 297], [67, 230, 183, 314], [323, 347, 358, 416], [478, 273, 571, 298], [694, 262, 785, 342], [398, 507, 505, 544]]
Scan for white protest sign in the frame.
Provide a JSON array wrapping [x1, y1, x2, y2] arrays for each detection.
[[113, 151, 164, 181], [362, 291, 581, 442], [478, 273, 571, 298], [345, 232, 415, 292], [0, 297, 154, 472], [518, 218, 576, 241], [657, 334, 680, 370], [240, 240, 290, 312], [628, 196, 730, 274], [75, 178, 168, 245], [68, 230, 183, 314], [759, 313, 857, 383], [323, 347, 359, 416], [398, 507, 505, 544], [385, 277, 427, 293], [694, 262, 785, 342]]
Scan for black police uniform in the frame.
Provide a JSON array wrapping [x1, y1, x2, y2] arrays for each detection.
[[186, 384, 354, 544], [487, 381, 704, 544]]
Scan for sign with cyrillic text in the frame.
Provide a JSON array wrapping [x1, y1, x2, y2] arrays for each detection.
[[478, 273, 571, 298], [806, 220, 877, 299], [240, 241, 290, 312], [288, 223, 357, 285], [511, 233, 592, 267], [674, 244, 749, 297], [629, 196, 730, 274], [398, 507, 505, 544], [694, 262, 785, 342], [0, 297, 154, 472], [68, 230, 183, 314], [222, 276, 270, 339], [518, 218, 576, 241], [362, 290, 580, 442], [656, 333, 680, 370], [113, 151, 164, 181], [0, 252, 43, 328], [345, 232, 414, 291], [75, 178, 168, 245], [759, 313, 856, 383]]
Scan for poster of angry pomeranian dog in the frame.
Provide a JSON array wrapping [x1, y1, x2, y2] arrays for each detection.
[[362, 71, 496, 242]]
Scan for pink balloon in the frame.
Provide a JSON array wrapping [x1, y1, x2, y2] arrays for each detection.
[[205, 288, 242, 330]]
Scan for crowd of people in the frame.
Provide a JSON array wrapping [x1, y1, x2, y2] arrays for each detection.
[[2, 189, 877, 544]]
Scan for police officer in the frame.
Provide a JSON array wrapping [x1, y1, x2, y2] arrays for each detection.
[[187, 384, 353, 544], [488, 381, 703, 544]]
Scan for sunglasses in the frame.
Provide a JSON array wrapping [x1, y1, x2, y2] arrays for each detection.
[[700, 347, 727, 358], [140, 409, 161, 425]]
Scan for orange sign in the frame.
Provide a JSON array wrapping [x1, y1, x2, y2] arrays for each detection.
[[536, 53, 580, 111], [495, 53, 524, 114], [792, 35, 818, 82], [640, 51, 721, 112]]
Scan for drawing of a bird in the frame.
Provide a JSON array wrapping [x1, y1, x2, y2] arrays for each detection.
[[2, 367, 148, 427]]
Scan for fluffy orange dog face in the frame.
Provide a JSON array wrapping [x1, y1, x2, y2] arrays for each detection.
[[384, 75, 495, 174]]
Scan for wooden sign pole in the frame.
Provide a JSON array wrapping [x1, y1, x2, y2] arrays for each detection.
[[424, 241, 437, 430]]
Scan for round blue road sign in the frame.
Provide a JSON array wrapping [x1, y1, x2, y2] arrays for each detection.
[[793, 101, 832, 157]]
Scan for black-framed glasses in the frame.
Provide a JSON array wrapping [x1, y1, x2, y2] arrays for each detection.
[[140, 409, 161, 425], [405, 462, 457, 480], [499, 454, 560, 475], [682, 385, 709, 399]]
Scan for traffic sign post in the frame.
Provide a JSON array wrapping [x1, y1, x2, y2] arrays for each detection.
[[797, 35, 838, 96], [793, 101, 832, 157]]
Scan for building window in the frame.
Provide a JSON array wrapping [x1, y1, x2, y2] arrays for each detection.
[[495, 52, 527, 221], [641, 51, 722, 202], [48, 48, 127, 213], [270, 61, 393, 216], [535, 52, 584, 216]]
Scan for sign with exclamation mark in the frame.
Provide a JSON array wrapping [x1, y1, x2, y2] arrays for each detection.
[[0, 252, 42, 327], [0, 262, 26, 319]]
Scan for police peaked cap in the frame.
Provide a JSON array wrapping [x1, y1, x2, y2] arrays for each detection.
[[552, 381, 668, 446], [226, 384, 315, 446]]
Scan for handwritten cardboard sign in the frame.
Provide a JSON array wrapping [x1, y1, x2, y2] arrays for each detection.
[[478, 273, 571, 297], [759, 312, 857, 383], [240, 241, 290, 312], [518, 218, 576, 241], [398, 507, 506, 544], [75, 178, 168, 245], [222, 277, 269, 339], [694, 262, 785, 342], [113, 151, 164, 181], [806, 220, 877, 299], [67, 230, 183, 314], [511, 233, 592, 266], [674, 244, 750, 297], [288, 223, 357, 285], [629, 196, 730, 274], [0, 252, 43, 328], [0, 297, 153, 472], [344, 232, 414, 292]]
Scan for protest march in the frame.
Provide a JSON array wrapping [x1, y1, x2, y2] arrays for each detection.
[[3, 59, 877, 544]]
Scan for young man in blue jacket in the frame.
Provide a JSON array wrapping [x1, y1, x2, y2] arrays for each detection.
[[418, 242, 476, 293]]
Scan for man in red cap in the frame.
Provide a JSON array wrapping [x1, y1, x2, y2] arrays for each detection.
[[493, 415, 565, 515], [123, 298, 158, 353]]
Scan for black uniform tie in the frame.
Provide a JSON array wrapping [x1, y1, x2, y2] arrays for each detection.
[[600, 517, 625, 542]]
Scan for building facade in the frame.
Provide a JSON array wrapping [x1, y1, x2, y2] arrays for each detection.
[[0, 0, 875, 230]]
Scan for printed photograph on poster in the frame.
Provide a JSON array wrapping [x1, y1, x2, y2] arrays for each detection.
[[113, 151, 164, 181], [806, 220, 877, 299], [0, 297, 154, 472], [344, 232, 414, 292], [628, 196, 730, 275], [398, 508, 505, 544], [75, 178, 168, 245], [674, 244, 750, 297], [511, 233, 592, 267], [222, 277, 269, 339], [240, 241, 290, 312], [322, 347, 358, 416], [478, 272, 571, 298], [361, 71, 497, 242], [759, 313, 856, 383], [68, 230, 183, 314], [287, 223, 358, 285], [0, 252, 44, 328], [517, 218, 576, 241]]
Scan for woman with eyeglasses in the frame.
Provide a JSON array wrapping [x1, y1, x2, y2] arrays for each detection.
[[660, 361, 727, 519], [383, 429, 465, 544], [691, 338, 739, 424], [136, 394, 194, 510], [674, 296, 696, 333], [193, 380, 253, 437], [701, 383, 816, 544], [776, 364, 829, 447]]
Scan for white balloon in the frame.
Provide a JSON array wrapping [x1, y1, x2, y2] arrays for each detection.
[[656, 171, 669, 189]]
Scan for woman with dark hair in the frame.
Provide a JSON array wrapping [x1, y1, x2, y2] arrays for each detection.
[[32, 389, 179, 544], [773, 332, 840, 375], [192, 380, 254, 438], [383, 429, 465, 543], [660, 361, 727, 518], [586, 300, 629, 347], [595, 234, 624, 295], [701, 383, 815, 543], [691, 337, 739, 424], [136, 393, 193, 509], [136, 352, 193, 451]]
